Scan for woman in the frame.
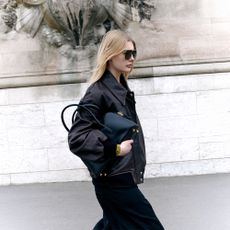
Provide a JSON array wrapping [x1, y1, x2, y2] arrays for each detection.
[[68, 29, 164, 230]]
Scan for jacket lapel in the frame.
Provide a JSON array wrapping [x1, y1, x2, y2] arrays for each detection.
[[101, 70, 128, 106]]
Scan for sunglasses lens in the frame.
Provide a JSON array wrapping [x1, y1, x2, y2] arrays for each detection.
[[124, 50, 137, 60]]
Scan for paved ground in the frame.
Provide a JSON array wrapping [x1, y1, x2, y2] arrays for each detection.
[[0, 173, 230, 230]]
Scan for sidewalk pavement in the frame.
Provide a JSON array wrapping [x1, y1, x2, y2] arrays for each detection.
[[0, 173, 229, 230]]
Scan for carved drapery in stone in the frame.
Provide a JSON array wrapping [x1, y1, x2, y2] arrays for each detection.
[[0, 0, 156, 87]]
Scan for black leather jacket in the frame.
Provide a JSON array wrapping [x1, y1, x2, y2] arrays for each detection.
[[68, 70, 146, 184]]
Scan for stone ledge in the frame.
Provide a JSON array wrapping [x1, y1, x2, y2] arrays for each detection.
[[1, 60, 230, 89], [132, 60, 230, 78], [0, 71, 88, 89]]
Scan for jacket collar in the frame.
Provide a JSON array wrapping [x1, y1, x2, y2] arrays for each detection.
[[100, 70, 129, 106]]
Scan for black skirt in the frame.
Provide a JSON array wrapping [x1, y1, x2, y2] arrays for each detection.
[[92, 173, 164, 230]]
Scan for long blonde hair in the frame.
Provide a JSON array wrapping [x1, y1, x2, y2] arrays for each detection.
[[89, 30, 136, 84]]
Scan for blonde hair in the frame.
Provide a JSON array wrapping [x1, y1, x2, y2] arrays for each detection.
[[89, 30, 136, 84]]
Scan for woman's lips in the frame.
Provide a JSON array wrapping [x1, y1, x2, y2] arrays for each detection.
[[126, 64, 133, 68]]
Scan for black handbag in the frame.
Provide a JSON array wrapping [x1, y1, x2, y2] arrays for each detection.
[[101, 112, 139, 144], [61, 103, 139, 177]]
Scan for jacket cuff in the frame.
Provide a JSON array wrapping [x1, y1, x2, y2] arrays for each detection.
[[104, 140, 117, 158]]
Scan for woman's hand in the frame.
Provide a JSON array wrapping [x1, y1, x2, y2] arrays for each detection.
[[119, 139, 134, 156]]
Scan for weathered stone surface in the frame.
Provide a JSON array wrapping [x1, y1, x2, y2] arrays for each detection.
[[198, 113, 230, 137], [0, 89, 7, 105], [1, 0, 230, 185], [47, 147, 85, 171], [146, 138, 200, 164], [0, 149, 48, 174], [1, 0, 230, 88], [0, 129, 8, 152], [6, 83, 87, 105], [158, 116, 199, 139], [136, 92, 197, 118], [148, 72, 230, 95], [197, 89, 230, 114], [2, 104, 45, 128], [10, 169, 90, 185], [200, 135, 230, 159], [8, 127, 45, 151], [145, 158, 230, 178], [1, 72, 230, 185]]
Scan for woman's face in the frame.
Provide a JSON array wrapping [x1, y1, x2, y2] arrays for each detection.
[[108, 41, 136, 76]]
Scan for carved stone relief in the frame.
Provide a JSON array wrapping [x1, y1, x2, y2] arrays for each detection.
[[0, 0, 17, 33], [0, 0, 155, 52], [2, 0, 230, 88]]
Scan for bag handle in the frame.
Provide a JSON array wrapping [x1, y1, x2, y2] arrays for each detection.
[[61, 103, 106, 132]]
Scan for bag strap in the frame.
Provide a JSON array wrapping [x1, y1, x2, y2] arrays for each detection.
[[61, 103, 106, 132]]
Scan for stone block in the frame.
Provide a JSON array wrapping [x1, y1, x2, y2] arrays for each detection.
[[153, 72, 230, 94], [2, 104, 45, 128], [196, 72, 230, 91], [199, 135, 230, 159], [153, 75, 199, 94], [8, 127, 45, 151], [144, 163, 162, 178], [211, 21, 230, 37], [200, 142, 227, 159], [146, 138, 199, 164], [0, 130, 7, 152], [179, 36, 230, 61], [0, 149, 48, 174], [152, 0, 205, 19], [0, 109, 7, 130], [0, 33, 41, 54], [43, 100, 78, 127], [139, 117, 158, 142], [48, 147, 85, 171], [201, 0, 230, 18], [7, 84, 87, 105], [136, 92, 196, 118], [0, 51, 42, 76], [42, 125, 67, 149], [135, 96, 157, 119], [0, 89, 8, 105], [158, 115, 198, 139], [10, 169, 90, 185], [197, 89, 230, 114], [198, 113, 230, 136], [145, 158, 230, 178], [129, 78, 155, 95], [0, 151, 9, 174]]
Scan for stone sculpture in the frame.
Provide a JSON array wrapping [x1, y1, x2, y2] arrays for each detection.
[[0, 0, 17, 33], [0, 0, 155, 46]]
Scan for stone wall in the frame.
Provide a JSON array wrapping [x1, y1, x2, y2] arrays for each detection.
[[1, 0, 230, 185], [1, 0, 230, 88], [1, 66, 230, 185]]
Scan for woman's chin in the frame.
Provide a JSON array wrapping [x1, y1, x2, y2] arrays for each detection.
[[124, 67, 133, 73]]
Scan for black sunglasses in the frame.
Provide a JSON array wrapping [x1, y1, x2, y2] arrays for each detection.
[[122, 50, 137, 60]]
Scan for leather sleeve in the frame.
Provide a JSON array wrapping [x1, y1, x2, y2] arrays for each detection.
[[68, 85, 117, 161]]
